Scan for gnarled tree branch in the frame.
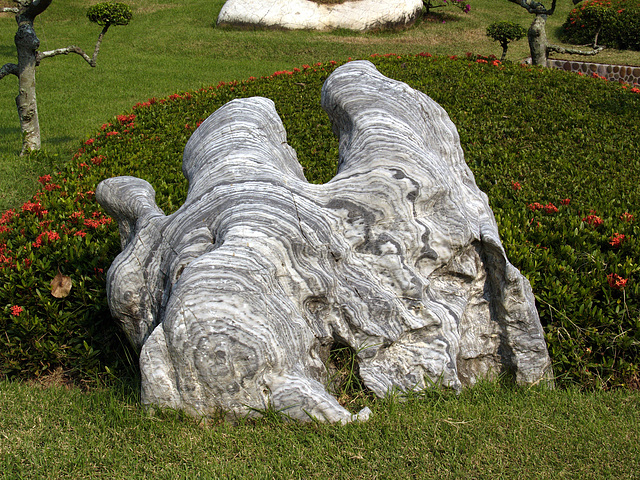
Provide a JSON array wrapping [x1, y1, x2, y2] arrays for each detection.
[[37, 25, 110, 67], [548, 44, 605, 56], [1, 7, 20, 13], [0, 63, 19, 79], [508, 0, 556, 15], [22, 0, 52, 21]]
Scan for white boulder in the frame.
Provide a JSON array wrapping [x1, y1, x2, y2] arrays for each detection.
[[216, 0, 424, 31]]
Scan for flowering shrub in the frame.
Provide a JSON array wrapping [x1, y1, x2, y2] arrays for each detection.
[[561, 0, 640, 50], [0, 54, 638, 389]]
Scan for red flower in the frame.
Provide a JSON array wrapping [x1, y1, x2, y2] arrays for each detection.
[[117, 114, 136, 124], [607, 273, 628, 290], [511, 181, 521, 191], [106, 131, 119, 137], [10, 305, 23, 316], [620, 212, 634, 222], [0, 209, 16, 224], [544, 203, 558, 214], [85, 138, 95, 146], [582, 214, 603, 227], [38, 175, 52, 185], [561, 198, 571, 205], [528, 202, 544, 211], [609, 233, 625, 248], [22, 201, 47, 218], [32, 230, 60, 248]]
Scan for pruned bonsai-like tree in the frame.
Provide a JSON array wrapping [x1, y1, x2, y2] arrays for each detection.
[[508, 0, 604, 66], [0, 1, 132, 155], [486, 21, 528, 61]]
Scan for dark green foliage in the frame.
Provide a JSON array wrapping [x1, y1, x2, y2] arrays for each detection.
[[486, 21, 527, 45], [1, 55, 639, 390], [561, 0, 640, 51], [486, 21, 527, 60], [87, 2, 132, 27]]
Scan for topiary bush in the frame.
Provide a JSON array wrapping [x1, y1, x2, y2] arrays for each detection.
[[561, 0, 640, 51], [1, 55, 639, 390], [87, 2, 133, 27], [486, 21, 528, 61]]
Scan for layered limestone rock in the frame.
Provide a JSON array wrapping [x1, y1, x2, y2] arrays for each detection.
[[216, 0, 424, 31], [97, 61, 553, 423]]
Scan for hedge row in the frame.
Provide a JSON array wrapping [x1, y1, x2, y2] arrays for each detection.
[[1, 54, 639, 389]]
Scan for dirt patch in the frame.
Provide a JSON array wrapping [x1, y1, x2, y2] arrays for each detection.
[[625, 374, 640, 390], [26, 367, 76, 390]]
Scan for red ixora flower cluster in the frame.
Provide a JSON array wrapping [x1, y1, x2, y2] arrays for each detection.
[[511, 181, 522, 191], [38, 174, 62, 191], [620, 212, 634, 222], [10, 305, 23, 316], [91, 155, 105, 165], [582, 211, 603, 227], [607, 273, 628, 290], [609, 232, 625, 248], [22, 200, 47, 218], [32, 230, 60, 248], [528, 202, 558, 213], [0, 243, 14, 268], [117, 114, 136, 129], [0, 209, 16, 234]]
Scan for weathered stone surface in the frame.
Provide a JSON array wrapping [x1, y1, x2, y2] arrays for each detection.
[[97, 61, 553, 423], [216, 0, 423, 31]]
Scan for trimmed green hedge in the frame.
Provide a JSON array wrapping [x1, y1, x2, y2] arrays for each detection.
[[1, 54, 639, 389], [561, 0, 640, 51]]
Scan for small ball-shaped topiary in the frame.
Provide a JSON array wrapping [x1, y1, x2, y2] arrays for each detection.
[[486, 21, 527, 61], [87, 2, 132, 27], [486, 21, 527, 46]]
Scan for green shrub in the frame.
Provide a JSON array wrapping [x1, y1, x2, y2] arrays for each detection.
[[486, 21, 528, 61], [561, 0, 640, 51], [87, 2, 132, 27], [1, 55, 639, 390]]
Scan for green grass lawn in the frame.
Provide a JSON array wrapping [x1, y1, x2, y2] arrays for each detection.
[[1, 379, 639, 478]]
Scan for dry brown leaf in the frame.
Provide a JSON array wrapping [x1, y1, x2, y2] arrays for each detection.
[[51, 273, 72, 298]]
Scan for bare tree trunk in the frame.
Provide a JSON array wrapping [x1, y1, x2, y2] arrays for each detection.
[[15, 22, 41, 154], [528, 14, 548, 67]]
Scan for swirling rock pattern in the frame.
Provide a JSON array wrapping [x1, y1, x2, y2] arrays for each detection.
[[216, 0, 423, 31], [97, 61, 553, 423]]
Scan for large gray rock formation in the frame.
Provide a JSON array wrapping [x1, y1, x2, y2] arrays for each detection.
[[96, 61, 553, 424], [216, 0, 424, 31]]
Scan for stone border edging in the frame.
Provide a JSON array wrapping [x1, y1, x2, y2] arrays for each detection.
[[548, 59, 640, 86]]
